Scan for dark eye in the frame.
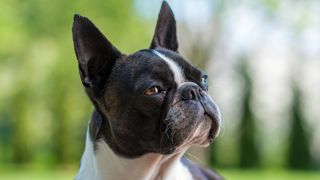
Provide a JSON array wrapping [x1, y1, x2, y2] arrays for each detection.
[[201, 76, 208, 85], [201, 75, 208, 90], [144, 86, 159, 96]]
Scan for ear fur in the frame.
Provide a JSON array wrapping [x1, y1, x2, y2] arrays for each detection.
[[150, 1, 178, 52], [72, 14, 121, 92]]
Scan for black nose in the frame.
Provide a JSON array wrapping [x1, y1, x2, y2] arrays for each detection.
[[180, 83, 202, 101]]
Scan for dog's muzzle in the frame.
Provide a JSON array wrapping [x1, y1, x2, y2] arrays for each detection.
[[178, 82, 221, 138]]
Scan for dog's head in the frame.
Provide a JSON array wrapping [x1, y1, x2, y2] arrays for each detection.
[[72, 1, 221, 158]]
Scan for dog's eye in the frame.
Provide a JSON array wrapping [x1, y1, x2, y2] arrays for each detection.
[[201, 76, 208, 85], [201, 75, 209, 90], [144, 86, 159, 96]]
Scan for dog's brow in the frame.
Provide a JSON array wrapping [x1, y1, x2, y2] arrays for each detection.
[[152, 50, 184, 85]]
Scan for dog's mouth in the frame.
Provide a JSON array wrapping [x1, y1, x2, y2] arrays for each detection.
[[199, 91, 221, 142], [173, 110, 221, 149], [197, 111, 220, 146], [208, 113, 220, 143], [189, 97, 221, 146], [160, 90, 221, 152]]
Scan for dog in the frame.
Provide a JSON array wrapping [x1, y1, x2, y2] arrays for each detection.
[[72, 1, 222, 180]]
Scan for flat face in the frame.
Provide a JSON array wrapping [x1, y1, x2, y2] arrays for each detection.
[[98, 48, 221, 157]]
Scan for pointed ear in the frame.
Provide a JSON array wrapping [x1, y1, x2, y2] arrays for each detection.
[[72, 14, 121, 91], [150, 1, 178, 52]]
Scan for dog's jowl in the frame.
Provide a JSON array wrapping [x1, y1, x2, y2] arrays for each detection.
[[72, 1, 222, 180]]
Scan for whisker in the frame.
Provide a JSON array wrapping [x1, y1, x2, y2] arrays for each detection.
[[185, 152, 205, 165]]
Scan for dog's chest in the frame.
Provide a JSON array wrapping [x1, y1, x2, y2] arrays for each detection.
[[75, 130, 193, 180]]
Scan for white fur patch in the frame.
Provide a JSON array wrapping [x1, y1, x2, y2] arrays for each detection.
[[152, 50, 185, 85], [75, 129, 98, 180], [76, 128, 193, 180]]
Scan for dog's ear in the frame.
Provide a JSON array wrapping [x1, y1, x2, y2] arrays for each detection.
[[150, 1, 178, 52], [72, 14, 121, 91]]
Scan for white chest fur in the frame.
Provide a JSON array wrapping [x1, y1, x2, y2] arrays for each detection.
[[75, 130, 193, 180]]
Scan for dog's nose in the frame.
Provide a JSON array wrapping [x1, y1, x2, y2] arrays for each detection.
[[180, 82, 201, 101]]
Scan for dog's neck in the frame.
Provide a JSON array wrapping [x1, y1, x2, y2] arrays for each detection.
[[75, 129, 193, 180]]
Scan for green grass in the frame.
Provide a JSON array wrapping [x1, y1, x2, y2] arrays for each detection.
[[0, 170, 75, 180], [0, 168, 319, 180], [218, 169, 320, 180]]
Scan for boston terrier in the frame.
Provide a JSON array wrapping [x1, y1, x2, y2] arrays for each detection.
[[72, 1, 222, 180]]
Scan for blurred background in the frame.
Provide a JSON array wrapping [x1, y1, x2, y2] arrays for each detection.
[[0, 0, 319, 179]]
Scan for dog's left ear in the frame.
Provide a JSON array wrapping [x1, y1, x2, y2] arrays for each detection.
[[150, 1, 178, 52]]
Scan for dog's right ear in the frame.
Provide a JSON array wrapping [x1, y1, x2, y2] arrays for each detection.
[[150, 1, 178, 52], [72, 14, 121, 91]]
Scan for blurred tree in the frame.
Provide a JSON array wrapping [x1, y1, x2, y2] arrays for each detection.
[[0, 107, 14, 163], [10, 89, 31, 163], [238, 57, 261, 168], [50, 80, 70, 165], [287, 85, 312, 169], [208, 141, 219, 167]]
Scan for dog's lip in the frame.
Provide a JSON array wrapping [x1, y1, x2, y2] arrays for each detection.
[[206, 112, 220, 140], [199, 91, 221, 131]]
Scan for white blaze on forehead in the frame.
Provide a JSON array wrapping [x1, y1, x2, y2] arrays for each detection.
[[152, 50, 185, 84]]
